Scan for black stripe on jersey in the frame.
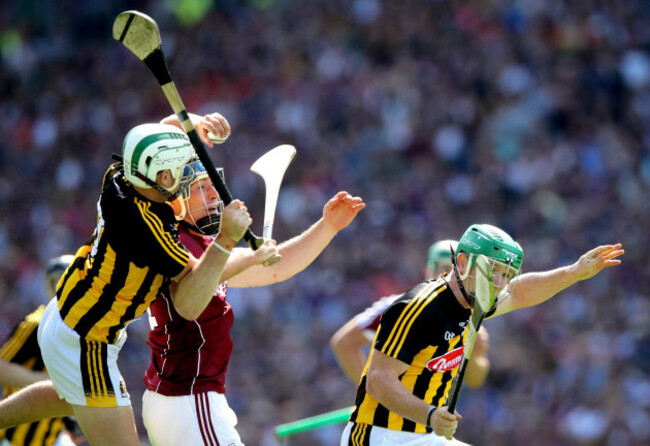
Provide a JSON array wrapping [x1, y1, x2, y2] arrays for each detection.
[[106, 268, 156, 344], [73, 252, 130, 339], [412, 368, 434, 433], [22, 421, 39, 446], [57, 254, 87, 298], [8, 328, 44, 370], [59, 237, 108, 321], [41, 419, 56, 446], [371, 403, 389, 428], [4, 427, 16, 441], [432, 369, 454, 408]]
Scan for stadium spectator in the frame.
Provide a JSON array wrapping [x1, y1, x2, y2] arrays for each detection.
[[0, 1, 647, 444]]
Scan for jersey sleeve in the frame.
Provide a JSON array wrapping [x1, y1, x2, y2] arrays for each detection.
[[0, 308, 43, 367], [373, 283, 439, 365], [130, 200, 189, 277], [101, 171, 190, 277]]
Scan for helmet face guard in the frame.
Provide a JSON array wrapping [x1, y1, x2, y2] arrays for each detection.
[[456, 224, 524, 298], [173, 160, 224, 235]]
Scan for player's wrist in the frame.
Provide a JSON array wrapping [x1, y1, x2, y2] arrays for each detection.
[[214, 233, 237, 250], [426, 406, 436, 427]]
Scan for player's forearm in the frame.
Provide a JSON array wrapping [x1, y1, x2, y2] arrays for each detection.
[[272, 218, 337, 280], [172, 234, 235, 320], [231, 218, 337, 287], [220, 248, 258, 282], [498, 265, 582, 315], [0, 360, 49, 389], [330, 341, 366, 383], [366, 369, 431, 426], [160, 113, 201, 129]]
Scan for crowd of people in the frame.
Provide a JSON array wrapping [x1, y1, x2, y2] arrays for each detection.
[[1, 0, 649, 445]]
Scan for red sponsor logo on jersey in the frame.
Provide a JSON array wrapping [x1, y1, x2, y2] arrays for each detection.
[[425, 345, 464, 372]]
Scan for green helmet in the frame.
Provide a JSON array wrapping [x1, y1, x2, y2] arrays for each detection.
[[457, 224, 523, 272], [426, 240, 458, 273]]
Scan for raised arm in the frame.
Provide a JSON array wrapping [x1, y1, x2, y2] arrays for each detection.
[[491, 244, 623, 318], [160, 112, 230, 148], [226, 191, 365, 287]]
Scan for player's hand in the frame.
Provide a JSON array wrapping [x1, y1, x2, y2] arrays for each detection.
[[431, 406, 461, 440], [219, 200, 252, 243], [251, 239, 279, 265], [195, 112, 231, 148], [322, 191, 365, 232], [572, 244, 624, 281]]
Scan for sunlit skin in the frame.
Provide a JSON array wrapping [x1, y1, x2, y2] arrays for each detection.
[[185, 178, 219, 226]]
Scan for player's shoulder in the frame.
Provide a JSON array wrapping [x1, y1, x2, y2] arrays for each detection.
[[395, 277, 449, 306]]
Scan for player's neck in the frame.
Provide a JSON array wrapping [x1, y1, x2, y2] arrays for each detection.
[[133, 185, 169, 203], [446, 272, 471, 309]]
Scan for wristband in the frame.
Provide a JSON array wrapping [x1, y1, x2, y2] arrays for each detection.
[[426, 406, 436, 427], [212, 240, 232, 255]]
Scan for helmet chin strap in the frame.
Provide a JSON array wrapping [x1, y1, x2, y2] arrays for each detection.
[[450, 246, 473, 308]]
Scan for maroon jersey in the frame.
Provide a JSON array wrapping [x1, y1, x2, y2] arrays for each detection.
[[144, 227, 233, 396]]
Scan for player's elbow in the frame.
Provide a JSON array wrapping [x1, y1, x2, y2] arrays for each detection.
[[365, 368, 388, 399]]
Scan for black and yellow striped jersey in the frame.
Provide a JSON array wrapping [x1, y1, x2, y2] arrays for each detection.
[[0, 306, 66, 446], [56, 164, 189, 344], [350, 277, 471, 433]]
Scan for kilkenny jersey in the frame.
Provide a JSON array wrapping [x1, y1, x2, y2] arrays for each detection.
[[56, 164, 190, 344], [354, 294, 400, 341], [0, 306, 65, 446], [350, 277, 471, 433], [144, 227, 233, 396]]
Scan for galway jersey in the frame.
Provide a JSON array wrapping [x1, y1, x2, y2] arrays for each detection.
[[56, 164, 189, 344], [0, 306, 66, 446], [350, 277, 471, 433], [354, 294, 400, 341], [144, 227, 234, 396]]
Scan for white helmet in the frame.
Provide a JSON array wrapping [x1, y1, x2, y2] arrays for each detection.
[[122, 123, 194, 197]]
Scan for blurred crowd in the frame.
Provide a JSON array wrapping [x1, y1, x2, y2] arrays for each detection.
[[1, 0, 649, 445]]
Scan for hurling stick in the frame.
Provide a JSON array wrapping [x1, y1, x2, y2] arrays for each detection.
[[274, 406, 353, 439], [112, 10, 264, 250], [250, 145, 296, 266], [446, 254, 495, 414]]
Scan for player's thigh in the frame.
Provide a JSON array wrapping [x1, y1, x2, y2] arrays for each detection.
[[142, 390, 244, 446], [72, 404, 138, 446], [38, 299, 130, 408]]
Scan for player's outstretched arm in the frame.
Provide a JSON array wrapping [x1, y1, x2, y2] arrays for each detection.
[[227, 191, 365, 287], [492, 244, 624, 318]]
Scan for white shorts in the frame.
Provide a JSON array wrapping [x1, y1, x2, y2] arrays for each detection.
[[142, 390, 244, 446], [340, 422, 468, 446], [1, 435, 74, 446], [37, 299, 130, 408]]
